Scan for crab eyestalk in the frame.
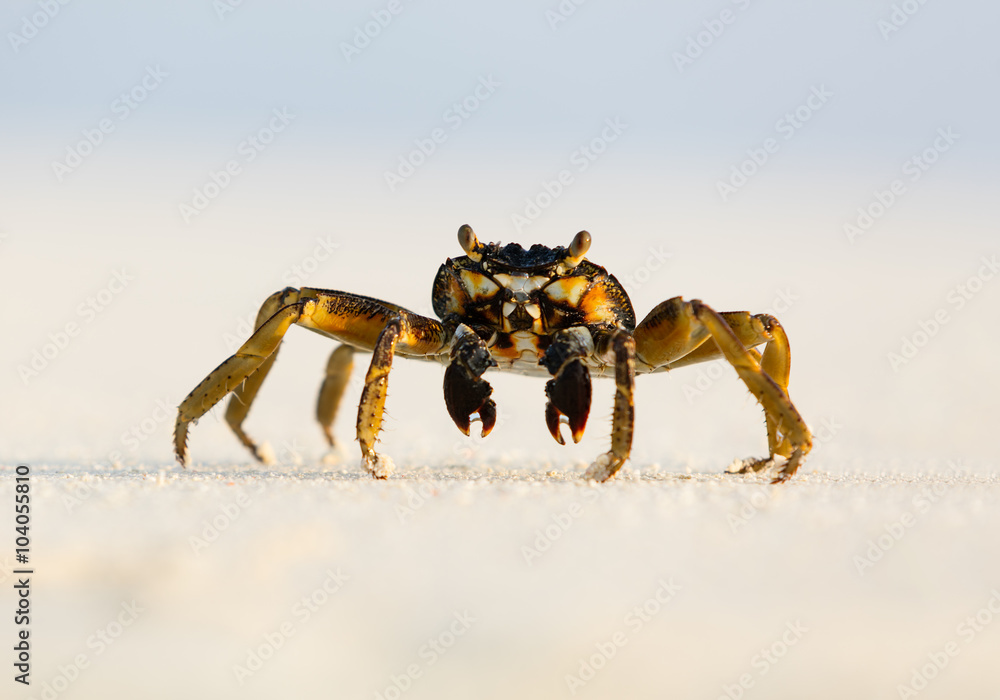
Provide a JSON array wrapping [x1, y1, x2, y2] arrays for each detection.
[[563, 230, 592, 269], [458, 224, 483, 262]]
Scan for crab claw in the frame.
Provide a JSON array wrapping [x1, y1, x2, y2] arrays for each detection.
[[444, 362, 497, 438], [544, 359, 591, 445]]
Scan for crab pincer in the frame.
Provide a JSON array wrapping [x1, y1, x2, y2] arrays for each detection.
[[444, 325, 498, 437], [543, 359, 592, 445]]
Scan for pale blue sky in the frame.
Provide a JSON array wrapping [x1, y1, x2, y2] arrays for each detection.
[[2, 1, 998, 467]]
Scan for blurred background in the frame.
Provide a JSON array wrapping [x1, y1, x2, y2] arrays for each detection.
[[2, 0, 998, 473], [3, 3, 1000, 700]]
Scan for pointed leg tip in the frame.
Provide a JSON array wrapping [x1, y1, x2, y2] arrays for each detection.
[[321, 426, 336, 448], [583, 453, 624, 482], [254, 441, 277, 466], [362, 452, 395, 479], [173, 421, 190, 468]]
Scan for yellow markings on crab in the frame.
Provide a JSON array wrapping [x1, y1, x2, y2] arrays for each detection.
[[578, 282, 626, 325], [544, 276, 591, 307], [459, 270, 500, 301]]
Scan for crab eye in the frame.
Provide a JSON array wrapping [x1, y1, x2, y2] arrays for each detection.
[[564, 230, 591, 268], [458, 224, 482, 261]]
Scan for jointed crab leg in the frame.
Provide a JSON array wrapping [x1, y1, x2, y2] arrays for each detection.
[[175, 295, 308, 464], [583, 329, 636, 482], [174, 288, 448, 470], [755, 315, 794, 459], [316, 344, 355, 447], [356, 319, 400, 478], [633, 297, 811, 483], [223, 288, 300, 461], [644, 307, 796, 459]]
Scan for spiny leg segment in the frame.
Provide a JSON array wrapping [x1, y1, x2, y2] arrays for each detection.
[[583, 329, 636, 482], [223, 288, 299, 462], [356, 318, 401, 478], [175, 290, 311, 465], [175, 288, 448, 472]]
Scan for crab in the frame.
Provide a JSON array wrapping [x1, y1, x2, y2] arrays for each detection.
[[174, 226, 812, 483]]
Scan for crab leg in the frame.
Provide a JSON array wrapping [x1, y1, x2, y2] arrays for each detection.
[[223, 288, 301, 462], [356, 318, 400, 478], [633, 297, 811, 482], [175, 294, 310, 465], [583, 329, 636, 482], [175, 288, 448, 470], [316, 344, 355, 447]]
